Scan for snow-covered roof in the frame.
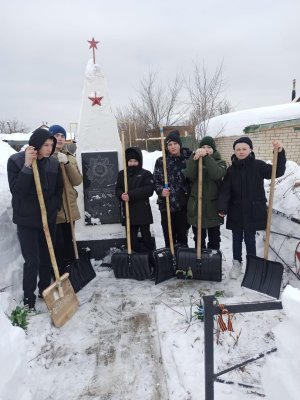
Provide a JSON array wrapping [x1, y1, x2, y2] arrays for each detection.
[[196, 103, 300, 138], [0, 132, 31, 141]]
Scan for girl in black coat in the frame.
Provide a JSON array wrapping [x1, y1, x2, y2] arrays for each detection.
[[217, 137, 286, 279], [116, 147, 154, 253]]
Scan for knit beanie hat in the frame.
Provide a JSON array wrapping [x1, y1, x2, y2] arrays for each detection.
[[165, 130, 182, 147], [125, 148, 140, 164], [233, 136, 253, 150], [199, 136, 216, 151], [29, 128, 57, 155], [49, 124, 67, 139]]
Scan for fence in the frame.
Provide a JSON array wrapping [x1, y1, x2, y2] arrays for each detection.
[[203, 295, 283, 400]]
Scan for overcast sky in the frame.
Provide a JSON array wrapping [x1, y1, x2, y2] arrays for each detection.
[[1, 0, 299, 132]]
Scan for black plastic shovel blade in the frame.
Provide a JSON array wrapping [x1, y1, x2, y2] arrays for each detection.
[[66, 252, 96, 293], [242, 254, 283, 299], [176, 247, 222, 281], [112, 251, 151, 280], [153, 247, 176, 284]]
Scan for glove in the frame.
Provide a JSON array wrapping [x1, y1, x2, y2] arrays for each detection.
[[57, 152, 69, 164]]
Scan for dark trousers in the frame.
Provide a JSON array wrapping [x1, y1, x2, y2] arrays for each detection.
[[160, 209, 188, 247], [18, 224, 56, 300], [192, 225, 221, 250], [55, 222, 75, 274], [232, 229, 256, 262], [129, 224, 154, 253]]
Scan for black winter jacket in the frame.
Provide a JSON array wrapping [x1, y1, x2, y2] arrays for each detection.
[[217, 150, 286, 231], [153, 147, 192, 213], [7, 151, 63, 229], [115, 147, 154, 226]]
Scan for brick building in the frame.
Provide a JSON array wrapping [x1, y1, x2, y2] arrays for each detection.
[[197, 103, 300, 164]]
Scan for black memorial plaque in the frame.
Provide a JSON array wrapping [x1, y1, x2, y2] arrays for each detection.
[[81, 152, 120, 225]]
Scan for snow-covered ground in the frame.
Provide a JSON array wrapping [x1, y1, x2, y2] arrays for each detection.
[[1, 139, 300, 400]]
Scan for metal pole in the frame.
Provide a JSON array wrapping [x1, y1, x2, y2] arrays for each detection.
[[203, 295, 215, 400]]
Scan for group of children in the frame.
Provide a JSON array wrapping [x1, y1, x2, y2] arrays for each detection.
[[116, 130, 286, 279], [7, 128, 286, 309]]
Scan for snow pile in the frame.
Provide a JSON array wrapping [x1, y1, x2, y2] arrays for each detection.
[[0, 141, 23, 299], [262, 285, 300, 400], [0, 294, 32, 400]]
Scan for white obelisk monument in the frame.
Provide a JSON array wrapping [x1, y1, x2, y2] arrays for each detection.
[[75, 38, 123, 245]]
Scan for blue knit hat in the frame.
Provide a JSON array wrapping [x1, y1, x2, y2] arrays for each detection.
[[49, 124, 67, 139]]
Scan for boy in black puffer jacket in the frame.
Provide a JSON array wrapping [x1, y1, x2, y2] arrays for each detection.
[[116, 147, 154, 253], [7, 128, 63, 310], [217, 136, 286, 279]]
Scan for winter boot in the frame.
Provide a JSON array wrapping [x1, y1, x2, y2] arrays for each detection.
[[229, 260, 242, 279], [23, 296, 36, 312]]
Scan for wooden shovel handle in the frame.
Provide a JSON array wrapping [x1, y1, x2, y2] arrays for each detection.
[[197, 157, 203, 259], [60, 163, 79, 260], [32, 159, 61, 283], [264, 148, 278, 259], [121, 132, 132, 254], [160, 127, 175, 256]]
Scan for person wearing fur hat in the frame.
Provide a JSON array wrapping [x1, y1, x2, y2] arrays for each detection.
[[7, 128, 63, 310], [183, 136, 226, 250], [217, 136, 286, 279], [49, 124, 82, 275], [153, 130, 192, 247], [116, 147, 154, 254]]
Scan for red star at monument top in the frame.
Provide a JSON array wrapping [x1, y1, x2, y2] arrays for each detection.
[[87, 37, 99, 63], [88, 92, 103, 106], [88, 37, 99, 49]]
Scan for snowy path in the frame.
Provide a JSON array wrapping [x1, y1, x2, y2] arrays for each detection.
[[27, 271, 173, 400]]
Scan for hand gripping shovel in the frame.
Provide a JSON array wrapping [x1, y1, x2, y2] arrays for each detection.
[[32, 159, 79, 327], [154, 127, 178, 284], [176, 156, 222, 280], [242, 148, 284, 299], [60, 163, 96, 292], [111, 132, 151, 280]]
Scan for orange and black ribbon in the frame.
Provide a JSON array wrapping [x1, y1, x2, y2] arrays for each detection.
[[217, 304, 233, 332]]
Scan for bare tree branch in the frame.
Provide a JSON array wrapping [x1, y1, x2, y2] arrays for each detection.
[[186, 62, 232, 139], [116, 70, 187, 142], [0, 119, 28, 134]]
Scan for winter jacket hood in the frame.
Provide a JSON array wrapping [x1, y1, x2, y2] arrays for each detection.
[[29, 128, 57, 156], [125, 147, 143, 168]]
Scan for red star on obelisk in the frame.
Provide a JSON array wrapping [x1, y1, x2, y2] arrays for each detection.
[[87, 37, 99, 64], [88, 92, 103, 106]]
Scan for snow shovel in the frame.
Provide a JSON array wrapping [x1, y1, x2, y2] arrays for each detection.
[[60, 163, 96, 292], [154, 127, 178, 284], [32, 159, 79, 328], [111, 132, 151, 280], [242, 148, 284, 299], [177, 156, 222, 281]]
